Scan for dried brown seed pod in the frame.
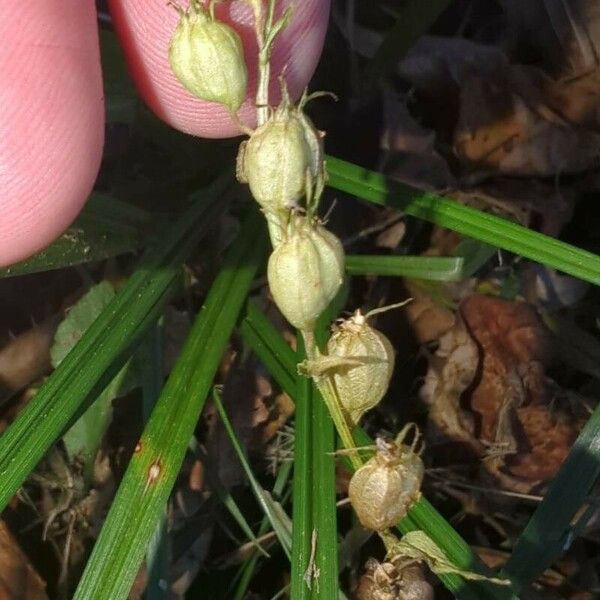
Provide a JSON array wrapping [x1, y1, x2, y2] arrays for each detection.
[[354, 558, 434, 600], [326, 309, 395, 426], [349, 430, 424, 531], [169, 1, 247, 112], [267, 215, 345, 331]]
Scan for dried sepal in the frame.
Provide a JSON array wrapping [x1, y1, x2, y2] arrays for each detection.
[[355, 558, 434, 600], [349, 428, 424, 531], [385, 531, 510, 586], [267, 215, 345, 331], [169, 0, 247, 112]]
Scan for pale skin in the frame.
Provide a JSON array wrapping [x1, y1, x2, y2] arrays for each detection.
[[0, 0, 330, 267]]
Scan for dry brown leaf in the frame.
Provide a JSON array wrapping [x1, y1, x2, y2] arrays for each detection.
[[420, 315, 478, 449], [454, 64, 600, 176], [260, 392, 295, 445], [0, 316, 59, 404], [499, 0, 600, 77], [0, 521, 47, 600], [381, 40, 580, 234], [422, 294, 586, 493], [77, 453, 115, 539], [0, 388, 37, 436], [375, 219, 406, 251], [461, 295, 556, 434], [188, 459, 205, 492], [403, 281, 455, 344]]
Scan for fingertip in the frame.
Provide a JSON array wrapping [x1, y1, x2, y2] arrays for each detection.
[[0, 0, 104, 268], [109, 0, 331, 138]]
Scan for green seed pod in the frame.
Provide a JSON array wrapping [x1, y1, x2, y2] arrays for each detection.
[[267, 216, 344, 330], [327, 310, 395, 426], [169, 1, 247, 113], [237, 101, 323, 213], [349, 437, 424, 531]]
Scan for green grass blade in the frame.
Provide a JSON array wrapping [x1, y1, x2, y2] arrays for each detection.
[[0, 175, 231, 512], [291, 339, 314, 600], [190, 440, 269, 559], [240, 306, 518, 600], [231, 461, 293, 600], [501, 401, 600, 591], [310, 293, 351, 599], [346, 255, 464, 281], [291, 284, 349, 599], [327, 156, 600, 285], [240, 300, 298, 400], [73, 210, 265, 600], [212, 389, 292, 558], [0, 194, 154, 278], [311, 377, 338, 599], [138, 323, 170, 600], [402, 500, 512, 600], [454, 239, 497, 279]]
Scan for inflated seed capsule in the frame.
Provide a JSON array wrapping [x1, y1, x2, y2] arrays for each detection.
[[355, 559, 398, 600], [237, 102, 323, 213], [267, 215, 344, 331], [327, 309, 395, 426], [349, 435, 424, 531], [355, 558, 434, 600], [169, 1, 247, 113]]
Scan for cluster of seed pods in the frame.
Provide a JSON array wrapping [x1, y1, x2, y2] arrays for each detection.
[[168, 0, 424, 537]]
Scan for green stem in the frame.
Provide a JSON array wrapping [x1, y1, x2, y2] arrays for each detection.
[[257, 47, 270, 127], [252, 0, 276, 128], [250, 1, 358, 470], [301, 329, 362, 471], [264, 209, 284, 248]]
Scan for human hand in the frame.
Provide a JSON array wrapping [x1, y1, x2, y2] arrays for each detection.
[[0, 0, 330, 267]]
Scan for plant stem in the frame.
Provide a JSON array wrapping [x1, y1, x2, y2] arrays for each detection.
[[301, 329, 362, 471], [257, 49, 271, 127], [253, 0, 276, 127], [249, 2, 359, 466], [250, 0, 283, 246], [264, 210, 284, 247], [379, 529, 401, 554]]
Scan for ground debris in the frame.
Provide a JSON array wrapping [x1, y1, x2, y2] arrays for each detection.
[[421, 294, 588, 494], [0, 520, 48, 600]]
